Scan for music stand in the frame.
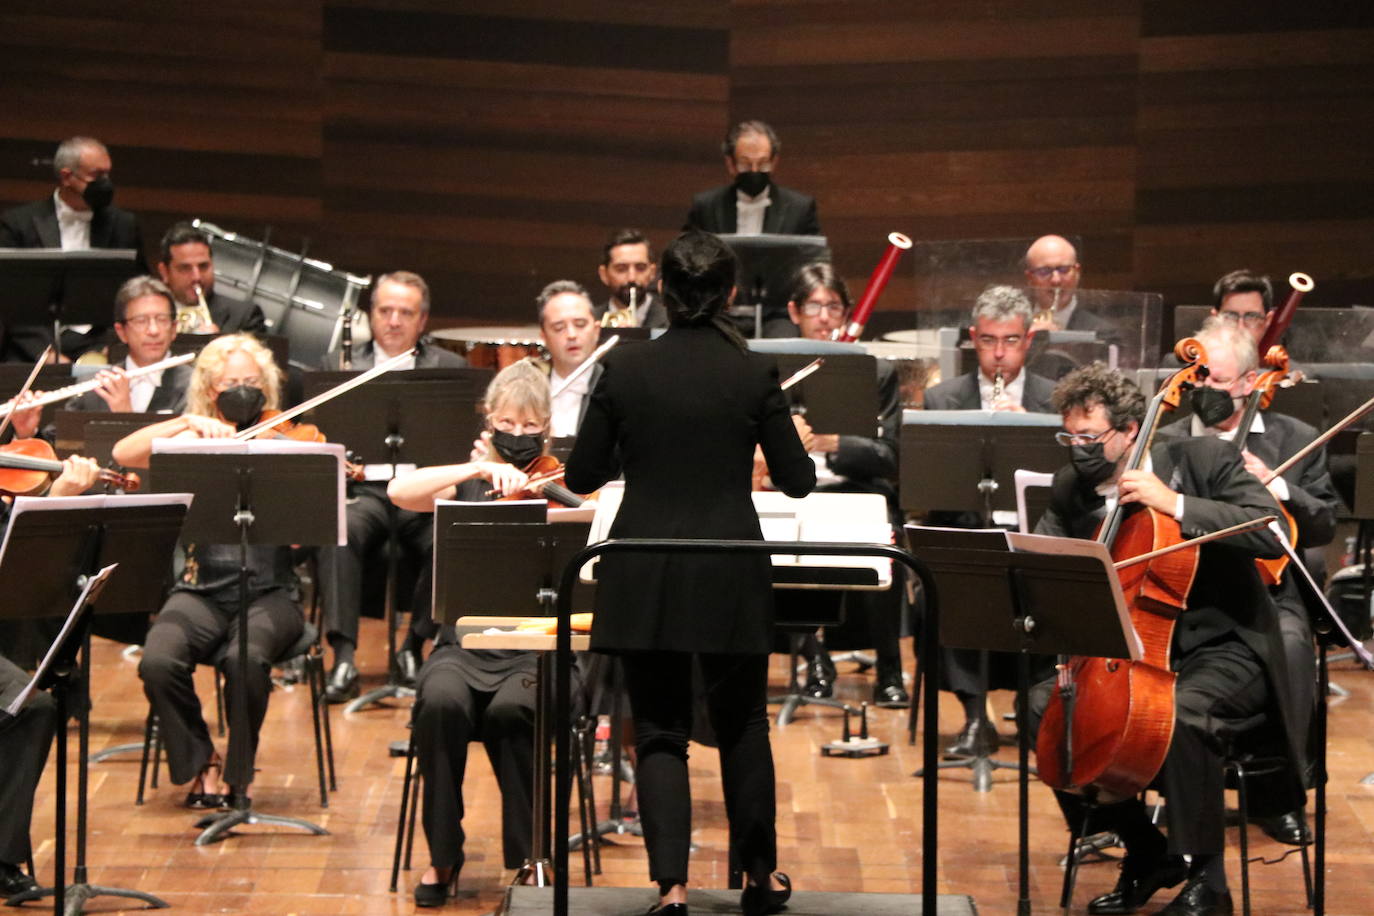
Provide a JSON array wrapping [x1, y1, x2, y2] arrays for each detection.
[[770, 351, 879, 437], [0, 493, 190, 916], [0, 249, 139, 356], [151, 440, 344, 845], [715, 234, 829, 337], [430, 500, 590, 887], [905, 525, 1139, 916], [303, 368, 492, 712]]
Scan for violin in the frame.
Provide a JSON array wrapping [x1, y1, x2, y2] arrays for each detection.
[[247, 409, 326, 443], [499, 454, 586, 508], [0, 438, 140, 496], [1233, 346, 1300, 585], [1037, 337, 1210, 801]]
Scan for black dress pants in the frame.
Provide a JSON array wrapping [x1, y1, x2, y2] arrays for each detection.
[[0, 654, 56, 864], [413, 646, 536, 872], [622, 651, 777, 887], [138, 589, 303, 788]]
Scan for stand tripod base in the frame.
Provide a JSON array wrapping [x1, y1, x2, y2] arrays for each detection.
[[344, 681, 415, 714], [7, 882, 170, 915], [511, 858, 552, 889], [768, 691, 848, 727], [193, 804, 329, 846], [569, 815, 643, 850], [913, 753, 1035, 793], [88, 741, 145, 763]]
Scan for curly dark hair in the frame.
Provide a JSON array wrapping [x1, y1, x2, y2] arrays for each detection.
[[1051, 361, 1147, 429], [660, 230, 747, 350]]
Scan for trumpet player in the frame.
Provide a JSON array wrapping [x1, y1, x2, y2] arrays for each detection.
[[156, 222, 267, 336], [1024, 234, 1082, 333], [594, 228, 667, 330]]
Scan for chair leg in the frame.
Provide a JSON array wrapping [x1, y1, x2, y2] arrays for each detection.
[[1231, 760, 1252, 916], [307, 652, 329, 807], [313, 652, 338, 791], [149, 713, 163, 789], [214, 666, 226, 738], [136, 710, 155, 805], [573, 720, 594, 886], [906, 640, 923, 746], [390, 730, 418, 893], [1060, 803, 1094, 911], [581, 718, 602, 876], [404, 761, 421, 871]]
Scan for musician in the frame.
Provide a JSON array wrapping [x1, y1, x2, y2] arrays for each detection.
[[685, 120, 820, 236], [594, 228, 667, 330], [63, 276, 191, 415], [156, 223, 267, 336], [111, 335, 305, 807], [1032, 362, 1301, 916], [537, 280, 602, 439], [1023, 234, 1084, 332], [1209, 269, 1275, 347], [386, 359, 575, 905], [920, 284, 1056, 757], [780, 262, 907, 706], [0, 136, 146, 362], [0, 456, 103, 897], [566, 230, 814, 916], [1157, 317, 1337, 846], [317, 270, 466, 702]]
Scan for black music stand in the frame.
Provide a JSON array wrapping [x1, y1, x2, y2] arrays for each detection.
[[303, 368, 492, 713], [770, 351, 879, 437], [0, 249, 139, 357], [0, 494, 189, 916], [429, 500, 590, 888], [151, 442, 343, 845], [905, 525, 1138, 916], [716, 234, 829, 337]]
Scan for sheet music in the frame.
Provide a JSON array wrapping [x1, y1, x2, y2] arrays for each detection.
[[5, 563, 119, 717]]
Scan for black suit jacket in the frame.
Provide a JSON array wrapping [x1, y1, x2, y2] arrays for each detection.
[[64, 362, 193, 415], [593, 295, 668, 331], [207, 293, 267, 336], [684, 183, 820, 236], [566, 325, 814, 654], [317, 338, 467, 371], [921, 369, 1057, 413]]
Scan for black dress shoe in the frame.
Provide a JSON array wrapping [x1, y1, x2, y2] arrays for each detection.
[[324, 661, 359, 704], [396, 648, 421, 687], [803, 654, 836, 699], [644, 904, 687, 915], [872, 671, 910, 707], [0, 862, 38, 898], [944, 717, 999, 759], [1087, 854, 1188, 915], [1253, 809, 1311, 846], [1157, 876, 1233, 915], [740, 871, 791, 916]]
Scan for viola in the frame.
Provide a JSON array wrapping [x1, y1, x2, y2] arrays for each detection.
[[1232, 346, 1300, 585], [499, 454, 586, 508], [0, 438, 140, 496], [1037, 337, 1210, 801]]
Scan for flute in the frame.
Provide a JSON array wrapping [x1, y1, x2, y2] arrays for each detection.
[[0, 351, 198, 417]]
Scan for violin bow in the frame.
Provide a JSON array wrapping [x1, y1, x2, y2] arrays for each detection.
[[232, 348, 419, 440], [0, 346, 55, 441], [550, 335, 620, 399]]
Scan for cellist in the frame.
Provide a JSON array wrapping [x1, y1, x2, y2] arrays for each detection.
[[1156, 316, 1339, 847], [1030, 362, 1299, 916]]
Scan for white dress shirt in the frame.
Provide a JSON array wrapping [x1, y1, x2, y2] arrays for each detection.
[[53, 190, 92, 250], [549, 368, 589, 438], [735, 187, 770, 236], [977, 370, 1026, 410], [372, 342, 417, 371], [125, 355, 161, 414]]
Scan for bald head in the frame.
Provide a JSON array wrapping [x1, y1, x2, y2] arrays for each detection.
[[1024, 234, 1081, 312]]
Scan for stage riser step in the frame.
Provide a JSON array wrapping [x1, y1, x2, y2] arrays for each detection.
[[499, 885, 978, 914]]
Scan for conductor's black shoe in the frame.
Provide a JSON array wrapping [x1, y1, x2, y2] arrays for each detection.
[[944, 717, 999, 759], [1157, 875, 1233, 915], [803, 654, 836, 699], [741, 872, 791, 916], [1253, 809, 1311, 846], [324, 661, 359, 704], [0, 862, 38, 898], [872, 671, 910, 707], [1087, 853, 1187, 914], [644, 905, 687, 915], [414, 868, 458, 907], [396, 648, 421, 688]]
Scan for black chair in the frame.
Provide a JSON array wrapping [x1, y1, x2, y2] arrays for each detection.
[[1224, 753, 1313, 916]]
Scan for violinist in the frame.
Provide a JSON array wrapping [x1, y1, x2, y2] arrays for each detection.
[[111, 334, 305, 809], [316, 270, 466, 703], [1156, 317, 1338, 847], [385, 359, 573, 907], [1031, 362, 1299, 916]]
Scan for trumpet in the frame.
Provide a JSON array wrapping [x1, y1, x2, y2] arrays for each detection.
[[601, 285, 640, 328], [177, 284, 216, 334]]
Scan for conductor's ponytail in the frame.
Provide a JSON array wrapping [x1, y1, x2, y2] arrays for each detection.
[[661, 231, 748, 352]]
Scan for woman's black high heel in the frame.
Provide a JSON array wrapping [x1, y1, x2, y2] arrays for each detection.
[[183, 756, 224, 809], [414, 868, 459, 907], [740, 871, 791, 916], [644, 904, 687, 915]]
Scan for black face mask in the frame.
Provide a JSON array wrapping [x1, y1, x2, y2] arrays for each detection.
[[217, 385, 266, 431], [733, 170, 771, 197], [81, 175, 114, 212], [1189, 386, 1236, 429], [1071, 442, 1117, 487], [491, 430, 543, 468]]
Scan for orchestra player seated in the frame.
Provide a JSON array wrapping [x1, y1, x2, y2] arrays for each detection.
[[593, 229, 668, 329], [156, 222, 266, 336], [920, 286, 1056, 758], [1030, 362, 1301, 916], [778, 262, 908, 706], [537, 281, 602, 439], [387, 359, 581, 906], [112, 335, 305, 808], [315, 270, 466, 703]]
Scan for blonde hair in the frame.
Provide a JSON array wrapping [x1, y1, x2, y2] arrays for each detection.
[[186, 334, 283, 417], [484, 358, 551, 424]]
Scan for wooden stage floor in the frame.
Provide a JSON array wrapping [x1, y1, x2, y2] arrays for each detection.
[[27, 620, 1374, 914]]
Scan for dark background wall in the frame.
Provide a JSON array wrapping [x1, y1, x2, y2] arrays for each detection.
[[2, 0, 1370, 327]]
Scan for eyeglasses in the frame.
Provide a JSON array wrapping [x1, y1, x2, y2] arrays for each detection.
[[975, 334, 1024, 348], [490, 417, 546, 435], [1055, 428, 1114, 447], [1217, 310, 1266, 328], [121, 314, 175, 329], [214, 376, 261, 391], [799, 300, 845, 317], [1028, 265, 1078, 279]]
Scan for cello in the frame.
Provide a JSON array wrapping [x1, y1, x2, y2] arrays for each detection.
[[1036, 338, 1211, 800]]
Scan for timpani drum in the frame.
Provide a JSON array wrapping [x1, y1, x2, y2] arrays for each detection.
[[431, 326, 546, 370]]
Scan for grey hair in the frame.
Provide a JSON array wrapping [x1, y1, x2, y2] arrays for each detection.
[[53, 137, 107, 179], [721, 120, 781, 159], [970, 285, 1033, 328], [1196, 314, 1260, 376]]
